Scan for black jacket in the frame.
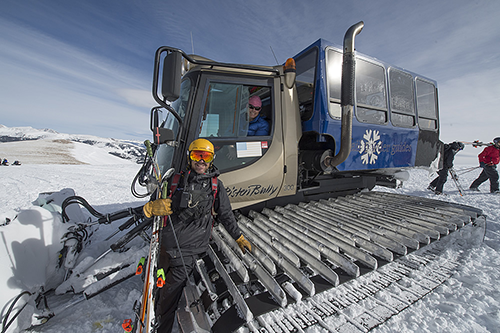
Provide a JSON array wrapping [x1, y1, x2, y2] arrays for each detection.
[[161, 166, 241, 258], [442, 144, 455, 169]]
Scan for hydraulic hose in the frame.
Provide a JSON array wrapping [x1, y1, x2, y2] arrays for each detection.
[[1, 291, 32, 333]]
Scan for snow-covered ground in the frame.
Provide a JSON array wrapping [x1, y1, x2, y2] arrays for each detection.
[[0, 125, 146, 164], [1, 140, 500, 332]]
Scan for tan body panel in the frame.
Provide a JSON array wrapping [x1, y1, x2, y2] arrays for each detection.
[[218, 71, 301, 210]]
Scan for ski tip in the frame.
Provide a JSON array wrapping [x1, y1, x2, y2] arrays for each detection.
[[122, 319, 133, 332]]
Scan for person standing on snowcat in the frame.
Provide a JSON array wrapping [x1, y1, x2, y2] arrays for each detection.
[[469, 137, 500, 194], [427, 141, 464, 194], [142, 138, 252, 332]]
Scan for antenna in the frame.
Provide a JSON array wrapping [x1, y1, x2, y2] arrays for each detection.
[[269, 46, 279, 65], [190, 32, 194, 54]]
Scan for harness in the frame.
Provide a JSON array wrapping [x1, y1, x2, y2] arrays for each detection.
[[169, 172, 218, 200], [155, 171, 219, 292]]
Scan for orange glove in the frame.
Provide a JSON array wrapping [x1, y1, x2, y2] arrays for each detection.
[[143, 198, 172, 218], [236, 235, 252, 254]]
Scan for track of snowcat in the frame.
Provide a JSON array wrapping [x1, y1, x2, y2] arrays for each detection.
[[180, 191, 485, 333]]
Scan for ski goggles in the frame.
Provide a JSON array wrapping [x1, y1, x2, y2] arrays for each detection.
[[189, 150, 214, 163], [249, 104, 261, 111]]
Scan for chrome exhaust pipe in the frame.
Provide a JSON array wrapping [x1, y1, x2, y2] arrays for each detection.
[[325, 21, 364, 168]]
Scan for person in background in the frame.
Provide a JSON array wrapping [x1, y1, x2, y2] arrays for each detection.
[[427, 141, 464, 195], [469, 137, 500, 194], [247, 95, 270, 136], [142, 138, 252, 332]]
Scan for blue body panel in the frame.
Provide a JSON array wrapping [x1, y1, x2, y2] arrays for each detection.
[[295, 39, 434, 172]]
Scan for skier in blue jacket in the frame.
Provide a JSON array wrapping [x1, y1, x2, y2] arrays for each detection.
[[247, 95, 270, 136]]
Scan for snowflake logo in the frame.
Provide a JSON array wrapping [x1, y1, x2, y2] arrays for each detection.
[[358, 129, 382, 164]]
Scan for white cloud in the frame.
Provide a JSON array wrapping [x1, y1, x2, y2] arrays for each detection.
[[0, 19, 152, 140], [116, 89, 155, 109], [1, 0, 500, 145]]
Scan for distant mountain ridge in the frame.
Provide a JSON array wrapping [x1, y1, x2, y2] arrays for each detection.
[[0, 125, 146, 163]]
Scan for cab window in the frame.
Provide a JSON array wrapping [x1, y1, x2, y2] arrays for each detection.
[[295, 48, 317, 121], [389, 68, 416, 127], [326, 49, 342, 119], [198, 81, 273, 172], [356, 59, 388, 124], [416, 79, 438, 130]]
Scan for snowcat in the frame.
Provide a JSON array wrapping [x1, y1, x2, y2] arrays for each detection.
[[136, 21, 486, 332], [0, 22, 486, 333]]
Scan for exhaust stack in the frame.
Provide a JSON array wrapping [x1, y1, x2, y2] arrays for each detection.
[[324, 21, 364, 168]]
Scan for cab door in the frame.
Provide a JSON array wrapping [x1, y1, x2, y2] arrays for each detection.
[[190, 74, 285, 210]]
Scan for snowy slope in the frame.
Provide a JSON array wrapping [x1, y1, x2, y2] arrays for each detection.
[[1, 130, 500, 332], [0, 125, 146, 164]]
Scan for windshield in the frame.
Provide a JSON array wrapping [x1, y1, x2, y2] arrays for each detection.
[[156, 78, 192, 176]]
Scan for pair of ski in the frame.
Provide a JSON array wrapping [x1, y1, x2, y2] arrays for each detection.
[[460, 140, 493, 148], [123, 141, 174, 333], [448, 168, 464, 196]]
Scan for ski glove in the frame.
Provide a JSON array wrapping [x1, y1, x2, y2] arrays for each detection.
[[236, 234, 252, 254], [143, 198, 173, 218]]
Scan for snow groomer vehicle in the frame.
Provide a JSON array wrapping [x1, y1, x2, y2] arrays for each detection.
[[142, 21, 485, 332], [0, 22, 486, 333]]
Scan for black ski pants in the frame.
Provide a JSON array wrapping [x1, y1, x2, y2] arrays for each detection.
[[470, 162, 499, 192], [430, 167, 449, 193], [155, 251, 195, 333]]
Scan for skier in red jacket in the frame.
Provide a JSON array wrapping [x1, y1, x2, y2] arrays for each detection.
[[469, 137, 500, 193]]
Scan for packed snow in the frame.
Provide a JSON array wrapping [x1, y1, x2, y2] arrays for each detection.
[[1, 139, 500, 333]]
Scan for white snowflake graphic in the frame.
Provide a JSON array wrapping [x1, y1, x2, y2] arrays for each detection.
[[358, 129, 382, 164]]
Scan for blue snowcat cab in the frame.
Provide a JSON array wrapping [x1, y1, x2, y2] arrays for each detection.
[[295, 38, 440, 183]]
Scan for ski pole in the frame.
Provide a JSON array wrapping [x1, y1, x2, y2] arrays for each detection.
[[105, 214, 143, 241], [456, 166, 480, 175], [110, 218, 151, 252], [449, 168, 464, 196]]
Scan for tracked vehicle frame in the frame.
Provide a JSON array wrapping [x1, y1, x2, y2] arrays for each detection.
[[140, 22, 486, 332]]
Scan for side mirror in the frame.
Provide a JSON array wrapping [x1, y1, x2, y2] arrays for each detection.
[[150, 106, 161, 131], [153, 127, 175, 145], [162, 51, 182, 102], [150, 107, 175, 144]]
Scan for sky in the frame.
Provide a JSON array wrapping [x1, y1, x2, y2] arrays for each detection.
[[1, 0, 500, 162]]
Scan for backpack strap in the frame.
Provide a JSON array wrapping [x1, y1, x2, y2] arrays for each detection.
[[211, 176, 218, 200], [169, 173, 182, 198], [210, 176, 218, 233]]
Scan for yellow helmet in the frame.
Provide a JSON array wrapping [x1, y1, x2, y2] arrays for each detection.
[[188, 138, 214, 154], [188, 138, 215, 163]]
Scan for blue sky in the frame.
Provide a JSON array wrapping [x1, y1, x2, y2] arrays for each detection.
[[1, 0, 499, 163]]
